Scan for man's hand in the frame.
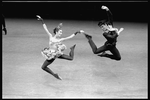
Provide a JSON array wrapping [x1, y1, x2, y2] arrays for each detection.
[[101, 5, 109, 11], [117, 28, 124, 35]]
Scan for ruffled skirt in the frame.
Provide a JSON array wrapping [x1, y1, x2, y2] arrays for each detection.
[[41, 48, 63, 60]]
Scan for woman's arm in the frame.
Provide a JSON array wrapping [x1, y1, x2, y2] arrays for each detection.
[[59, 30, 82, 41], [43, 24, 52, 38], [37, 15, 52, 38], [60, 34, 75, 42]]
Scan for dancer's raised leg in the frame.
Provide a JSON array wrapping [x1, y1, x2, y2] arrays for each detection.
[[58, 44, 76, 60]]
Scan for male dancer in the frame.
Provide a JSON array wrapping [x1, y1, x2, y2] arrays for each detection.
[[83, 6, 124, 61]]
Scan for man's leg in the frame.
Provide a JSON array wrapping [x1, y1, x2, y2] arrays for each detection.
[[99, 46, 121, 61], [109, 46, 121, 60], [84, 33, 108, 54]]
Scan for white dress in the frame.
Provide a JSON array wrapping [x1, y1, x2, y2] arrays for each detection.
[[41, 38, 67, 60], [41, 24, 75, 60]]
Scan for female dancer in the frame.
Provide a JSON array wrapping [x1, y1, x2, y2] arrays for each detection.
[[83, 6, 124, 61], [37, 15, 82, 80]]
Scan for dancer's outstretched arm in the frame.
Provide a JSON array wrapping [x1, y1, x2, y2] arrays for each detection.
[[117, 28, 124, 35], [36, 15, 52, 38], [60, 34, 75, 41], [102, 5, 113, 26], [59, 30, 82, 41]]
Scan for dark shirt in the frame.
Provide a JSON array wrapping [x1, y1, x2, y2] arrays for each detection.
[[103, 8, 118, 46], [103, 31, 118, 46]]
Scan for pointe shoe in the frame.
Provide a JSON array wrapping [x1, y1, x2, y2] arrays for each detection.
[[53, 73, 62, 80], [70, 44, 76, 50]]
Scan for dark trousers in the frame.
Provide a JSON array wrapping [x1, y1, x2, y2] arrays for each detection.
[[88, 39, 121, 60]]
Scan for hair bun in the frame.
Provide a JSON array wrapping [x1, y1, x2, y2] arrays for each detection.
[[53, 23, 63, 34]]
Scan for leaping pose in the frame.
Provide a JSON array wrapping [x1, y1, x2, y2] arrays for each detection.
[[83, 6, 124, 61], [37, 15, 82, 80]]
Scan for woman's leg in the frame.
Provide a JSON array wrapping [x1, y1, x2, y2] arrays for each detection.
[[58, 44, 76, 60], [41, 59, 62, 80]]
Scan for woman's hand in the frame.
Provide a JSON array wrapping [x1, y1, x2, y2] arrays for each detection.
[[36, 15, 45, 24], [74, 30, 85, 35], [36, 15, 43, 21], [79, 30, 84, 33]]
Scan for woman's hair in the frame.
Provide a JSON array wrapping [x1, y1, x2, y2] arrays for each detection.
[[53, 23, 63, 34], [53, 28, 59, 34]]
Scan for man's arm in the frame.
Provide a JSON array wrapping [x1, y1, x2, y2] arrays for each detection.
[[59, 30, 83, 41], [101, 6, 113, 26], [117, 28, 124, 35], [103, 31, 118, 39]]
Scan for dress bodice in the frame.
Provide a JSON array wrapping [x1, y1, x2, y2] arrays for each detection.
[[49, 37, 66, 51]]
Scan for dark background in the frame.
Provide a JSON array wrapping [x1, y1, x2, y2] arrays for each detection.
[[2, 1, 148, 22]]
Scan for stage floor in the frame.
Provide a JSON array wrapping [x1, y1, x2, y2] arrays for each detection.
[[2, 19, 148, 98]]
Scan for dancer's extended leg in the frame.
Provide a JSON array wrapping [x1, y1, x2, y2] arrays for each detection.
[[58, 44, 76, 60], [99, 46, 121, 61], [84, 33, 108, 54], [109, 46, 121, 60]]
